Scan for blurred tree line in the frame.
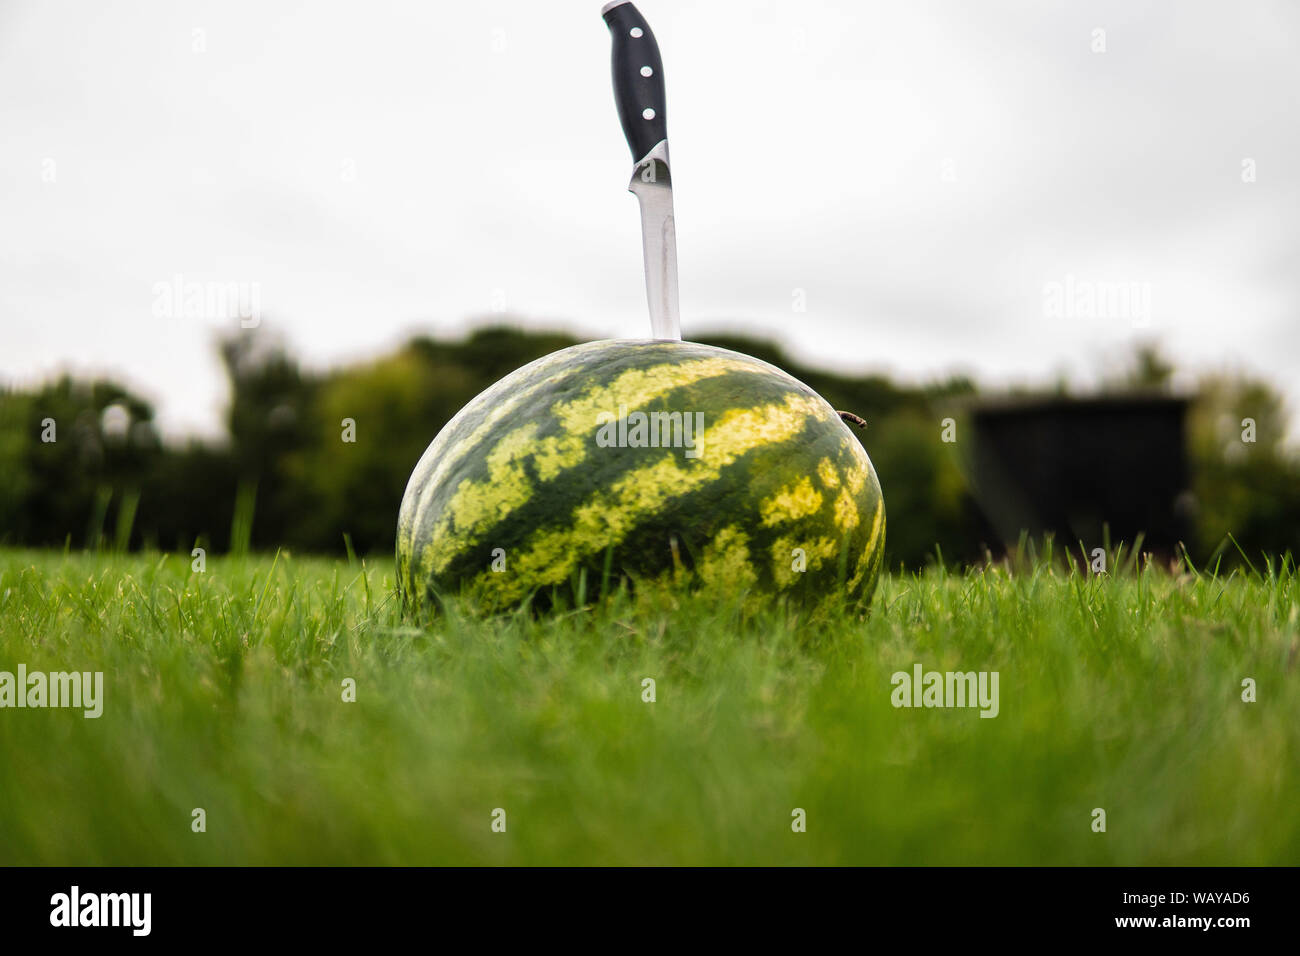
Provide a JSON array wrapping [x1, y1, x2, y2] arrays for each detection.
[[0, 327, 1295, 569]]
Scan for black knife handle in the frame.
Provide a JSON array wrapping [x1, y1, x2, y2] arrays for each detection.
[[603, 1, 668, 161]]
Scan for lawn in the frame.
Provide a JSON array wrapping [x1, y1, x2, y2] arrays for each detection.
[[0, 547, 1295, 865]]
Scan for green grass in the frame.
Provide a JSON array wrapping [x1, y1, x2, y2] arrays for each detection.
[[0, 547, 1296, 865]]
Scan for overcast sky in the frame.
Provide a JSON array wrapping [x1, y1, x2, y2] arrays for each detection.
[[2, 0, 1296, 441]]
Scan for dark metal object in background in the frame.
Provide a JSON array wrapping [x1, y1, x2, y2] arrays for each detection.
[[969, 394, 1193, 558]]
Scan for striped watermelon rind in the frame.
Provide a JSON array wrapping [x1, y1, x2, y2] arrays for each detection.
[[396, 339, 885, 614]]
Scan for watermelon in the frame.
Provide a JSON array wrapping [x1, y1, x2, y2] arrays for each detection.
[[396, 339, 885, 614]]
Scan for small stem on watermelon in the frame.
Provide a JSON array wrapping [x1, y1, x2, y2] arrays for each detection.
[[838, 411, 867, 429]]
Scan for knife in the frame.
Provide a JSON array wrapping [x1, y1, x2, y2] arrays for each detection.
[[602, 0, 680, 341]]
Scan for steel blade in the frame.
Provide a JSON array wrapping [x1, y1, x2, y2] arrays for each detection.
[[627, 140, 680, 340]]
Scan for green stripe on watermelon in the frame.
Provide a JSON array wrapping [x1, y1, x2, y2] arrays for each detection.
[[412, 360, 819, 580]]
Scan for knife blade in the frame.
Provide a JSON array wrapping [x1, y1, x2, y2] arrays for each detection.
[[602, 0, 681, 341]]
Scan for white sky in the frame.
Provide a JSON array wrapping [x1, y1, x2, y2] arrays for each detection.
[[1, 0, 1297, 441]]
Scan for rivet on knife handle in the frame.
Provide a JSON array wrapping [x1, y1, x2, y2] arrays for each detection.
[[602, 0, 668, 162]]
